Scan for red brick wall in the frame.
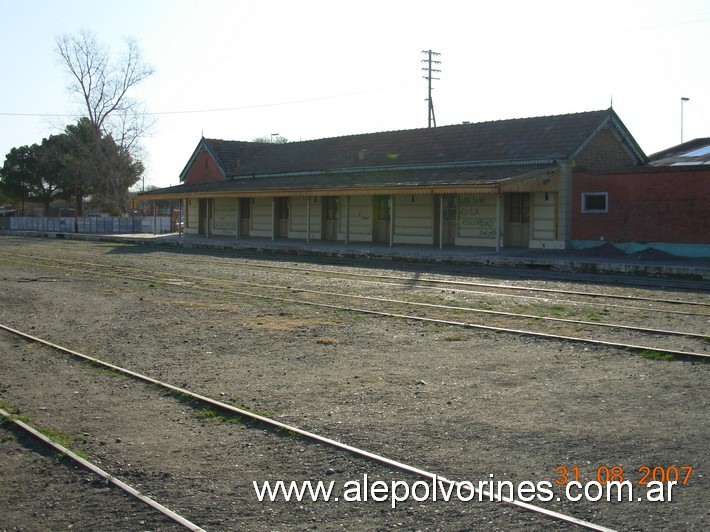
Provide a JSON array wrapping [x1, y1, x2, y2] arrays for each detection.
[[575, 129, 639, 171], [572, 168, 710, 244], [183, 150, 226, 185]]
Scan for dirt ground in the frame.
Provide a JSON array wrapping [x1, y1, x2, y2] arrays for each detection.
[[0, 237, 708, 531]]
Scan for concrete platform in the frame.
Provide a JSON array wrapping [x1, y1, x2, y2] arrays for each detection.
[[10, 230, 708, 281]]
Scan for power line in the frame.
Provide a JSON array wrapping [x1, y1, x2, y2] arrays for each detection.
[[421, 50, 441, 128], [0, 81, 417, 119]]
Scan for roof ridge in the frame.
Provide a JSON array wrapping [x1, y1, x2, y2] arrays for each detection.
[[207, 109, 610, 146]]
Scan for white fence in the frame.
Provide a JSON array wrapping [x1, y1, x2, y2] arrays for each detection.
[[3, 216, 173, 234]]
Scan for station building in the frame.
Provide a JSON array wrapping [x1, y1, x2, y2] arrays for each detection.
[[138, 109, 708, 254]]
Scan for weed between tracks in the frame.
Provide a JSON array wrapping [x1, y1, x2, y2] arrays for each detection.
[[639, 350, 687, 362], [0, 401, 89, 460], [152, 386, 299, 437]]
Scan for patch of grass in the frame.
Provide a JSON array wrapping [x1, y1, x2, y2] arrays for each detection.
[[0, 406, 89, 460], [99, 368, 122, 378], [548, 305, 567, 315], [38, 427, 75, 449], [157, 387, 251, 423], [193, 407, 243, 423], [640, 350, 679, 361]]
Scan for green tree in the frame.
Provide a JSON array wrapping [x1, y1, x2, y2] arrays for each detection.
[[0, 137, 76, 215], [0, 145, 36, 215], [1, 119, 144, 217], [34, 134, 74, 214], [63, 118, 143, 215]]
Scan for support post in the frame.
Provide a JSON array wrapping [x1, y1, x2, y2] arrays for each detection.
[[553, 192, 558, 241], [495, 194, 501, 252], [306, 197, 311, 243], [389, 196, 394, 247], [344, 196, 350, 245], [235, 199, 240, 240], [179, 200, 184, 237], [439, 195, 444, 250]]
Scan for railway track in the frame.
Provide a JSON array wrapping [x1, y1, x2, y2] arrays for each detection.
[[1, 236, 707, 530], [4, 233, 708, 292], [2, 251, 708, 358], [0, 322, 615, 532], [0, 405, 204, 531], [4, 235, 708, 300]]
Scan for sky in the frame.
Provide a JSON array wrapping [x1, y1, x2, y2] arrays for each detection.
[[1, 0, 709, 190]]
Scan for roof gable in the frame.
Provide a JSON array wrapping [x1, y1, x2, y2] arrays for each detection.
[[179, 137, 260, 182]]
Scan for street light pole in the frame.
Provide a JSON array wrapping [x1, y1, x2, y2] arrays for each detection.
[[681, 97, 690, 143]]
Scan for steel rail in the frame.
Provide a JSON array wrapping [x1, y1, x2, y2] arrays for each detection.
[[194, 278, 708, 341], [163, 283, 710, 359], [3, 250, 708, 310], [159, 253, 710, 306], [4, 255, 708, 358], [0, 323, 616, 532], [3, 234, 706, 294], [2, 254, 706, 341], [0, 406, 205, 531], [3, 252, 708, 319]]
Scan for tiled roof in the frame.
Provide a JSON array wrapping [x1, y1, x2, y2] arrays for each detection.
[[146, 108, 645, 201], [202, 139, 257, 172], [201, 109, 632, 178]]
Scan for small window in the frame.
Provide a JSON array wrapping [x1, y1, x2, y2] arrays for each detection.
[[582, 192, 608, 213]]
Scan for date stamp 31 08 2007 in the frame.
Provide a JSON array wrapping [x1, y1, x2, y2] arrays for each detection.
[[554, 465, 694, 502]]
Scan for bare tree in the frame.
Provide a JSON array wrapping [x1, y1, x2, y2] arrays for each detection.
[[56, 30, 155, 149], [252, 135, 289, 144], [56, 30, 154, 213]]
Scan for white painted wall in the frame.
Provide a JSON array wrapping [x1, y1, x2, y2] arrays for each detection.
[[250, 197, 273, 237], [185, 199, 198, 234], [455, 194, 498, 247], [529, 191, 564, 249], [339, 196, 373, 242], [212, 198, 238, 236], [393, 195, 434, 245], [289, 197, 322, 240]]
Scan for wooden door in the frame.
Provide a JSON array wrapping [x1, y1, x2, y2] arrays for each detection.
[[322, 197, 338, 240], [505, 193, 530, 247], [442, 195, 457, 246], [198, 199, 210, 235], [373, 196, 390, 244], [275, 197, 289, 238], [239, 198, 250, 236]]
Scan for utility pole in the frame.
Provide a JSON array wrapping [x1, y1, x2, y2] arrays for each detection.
[[422, 50, 441, 128]]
